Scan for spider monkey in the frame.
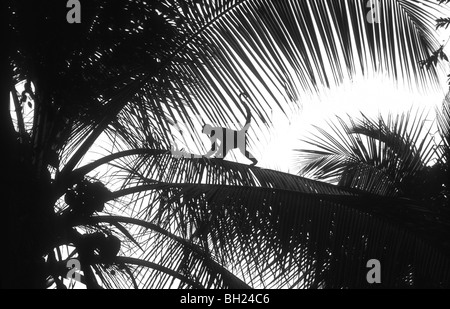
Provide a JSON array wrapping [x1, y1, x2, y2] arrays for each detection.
[[202, 93, 258, 166]]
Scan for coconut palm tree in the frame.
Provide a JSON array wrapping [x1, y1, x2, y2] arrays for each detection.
[[3, 0, 449, 288]]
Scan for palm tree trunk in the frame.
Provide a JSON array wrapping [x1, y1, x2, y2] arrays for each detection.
[[1, 48, 53, 288]]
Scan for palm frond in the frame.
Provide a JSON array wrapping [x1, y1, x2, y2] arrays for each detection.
[[35, 0, 445, 175], [9, 0, 445, 175], [107, 0, 446, 158], [88, 215, 251, 289], [72, 150, 450, 288], [296, 110, 436, 197], [106, 180, 450, 288], [437, 91, 450, 162]]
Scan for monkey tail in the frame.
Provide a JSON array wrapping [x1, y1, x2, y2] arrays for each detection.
[[239, 93, 252, 129]]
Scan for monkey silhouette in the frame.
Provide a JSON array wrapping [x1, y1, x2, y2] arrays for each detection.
[[202, 94, 258, 166]]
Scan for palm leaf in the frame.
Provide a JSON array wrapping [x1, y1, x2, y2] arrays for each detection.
[[108, 172, 450, 288], [78, 151, 450, 288], [88, 215, 251, 289], [106, 0, 446, 161], [296, 110, 436, 196], [11, 0, 443, 176], [436, 91, 450, 162]]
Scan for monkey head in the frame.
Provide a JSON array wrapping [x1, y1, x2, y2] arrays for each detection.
[[202, 124, 213, 136]]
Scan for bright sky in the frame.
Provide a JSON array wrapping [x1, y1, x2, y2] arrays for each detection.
[[256, 69, 450, 174]]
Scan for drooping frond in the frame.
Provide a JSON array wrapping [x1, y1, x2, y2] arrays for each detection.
[[83, 216, 251, 289], [77, 151, 450, 288]]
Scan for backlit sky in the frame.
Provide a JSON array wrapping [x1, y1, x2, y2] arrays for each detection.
[[254, 68, 450, 174]]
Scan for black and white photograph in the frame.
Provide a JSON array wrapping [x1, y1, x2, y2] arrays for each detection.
[[3, 0, 450, 292]]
